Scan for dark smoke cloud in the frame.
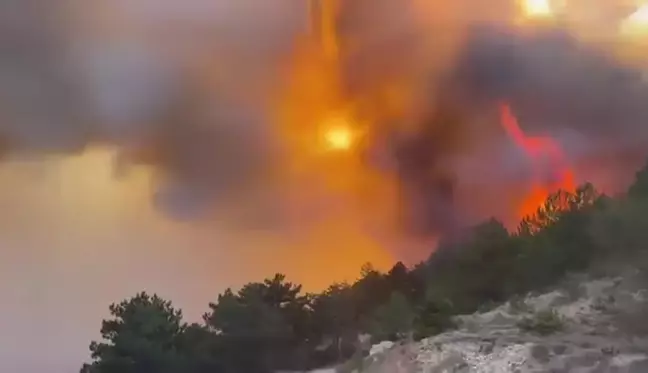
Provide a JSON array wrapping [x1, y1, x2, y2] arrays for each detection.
[[3, 0, 648, 236], [0, 0, 310, 220], [344, 21, 648, 236], [440, 25, 648, 228], [444, 24, 648, 180]]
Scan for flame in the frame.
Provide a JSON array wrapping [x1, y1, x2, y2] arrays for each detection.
[[620, 3, 648, 37], [306, 0, 340, 61], [322, 116, 354, 151], [499, 103, 575, 219], [521, 0, 553, 18]]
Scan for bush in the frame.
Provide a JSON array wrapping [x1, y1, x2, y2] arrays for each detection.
[[517, 309, 564, 335], [412, 298, 457, 341], [368, 292, 415, 341]]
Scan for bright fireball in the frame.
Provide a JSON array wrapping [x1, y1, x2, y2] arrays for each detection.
[[321, 115, 354, 151], [620, 4, 648, 36], [521, 0, 552, 17], [325, 126, 352, 150]]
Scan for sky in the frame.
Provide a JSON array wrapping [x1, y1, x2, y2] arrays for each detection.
[[0, 148, 396, 373]]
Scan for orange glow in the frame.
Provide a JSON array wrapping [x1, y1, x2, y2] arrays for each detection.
[[266, 0, 404, 283], [322, 118, 354, 151], [521, 0, 552, 17], [499, 103, 575, 219]]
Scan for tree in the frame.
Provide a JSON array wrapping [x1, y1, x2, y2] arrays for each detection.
[[175, 324, 226, 373], [628, 160, 648, 199], [385, 261, 425, 303], [518, 189, 573, 235], [570, 182, 600, 209], [82, 292, 186, 373], [203, 274, 312, 372], [369, 291, 415, 341], [352, 263, 390, 322], [81, 157, 648, 373], [413, 292, 456, 340], [310, 283, 358, 363]]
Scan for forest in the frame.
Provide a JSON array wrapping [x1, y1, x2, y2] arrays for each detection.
[[80, 159, 648, 373]]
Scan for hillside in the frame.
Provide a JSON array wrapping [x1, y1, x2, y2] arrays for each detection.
[[80, 160, 648, 373], [346, 273, 648, 372]]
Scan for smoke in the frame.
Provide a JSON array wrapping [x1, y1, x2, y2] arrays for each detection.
[[0, 0, 310, 221], [439, 24, 648, 217], [3, 0, 648, 251], [3, 0, 648, 246], [346, 19, 648, 233]]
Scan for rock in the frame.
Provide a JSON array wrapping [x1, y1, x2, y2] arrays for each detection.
[[349, 277, 648, 373], [531, 344, 551, 363], [611, 354, 648, 372], [601, 345, 619, 356], [552, 344, 569, 355], [369, 341, 394, 357], [566, 350, 603, 368], [626, 358, 648, 373], [431, 354, 466, 372]]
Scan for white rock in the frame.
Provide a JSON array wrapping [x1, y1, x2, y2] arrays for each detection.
[[369, 341, 394, 356], [611, 353, 648, 367]]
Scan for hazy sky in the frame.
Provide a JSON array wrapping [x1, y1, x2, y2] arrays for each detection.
[[0, 2, 396, 371], [0, 148, 397, 373]]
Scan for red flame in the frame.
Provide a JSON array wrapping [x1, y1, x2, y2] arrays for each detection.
[[499, 102, 575, 219]]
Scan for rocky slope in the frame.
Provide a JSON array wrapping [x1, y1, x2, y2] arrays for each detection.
[[347, 272, 648, 373]]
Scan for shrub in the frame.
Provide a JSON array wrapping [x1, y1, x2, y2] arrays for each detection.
[[412, 298, 457, 341], [368, 292, 415, 342], [517, 309, 564, 335]]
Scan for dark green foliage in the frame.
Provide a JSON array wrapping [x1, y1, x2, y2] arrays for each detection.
[[413, 296, 457, 340], [368, 291, 415, 341], [628, 162, 648, 199], [203, 274, 313, 372], [310, 283, 358, 362], [82, 158, 648, 373], [82, 293, 187, 373]]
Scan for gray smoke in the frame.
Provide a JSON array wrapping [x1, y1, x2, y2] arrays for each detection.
[[0, 0, 310, 219], [445, 24, 648, 185], [3, 0, 648, 233], [344, 21, 648, 235]]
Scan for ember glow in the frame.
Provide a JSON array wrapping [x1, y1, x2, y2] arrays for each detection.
[[499, 103, 576, 219]]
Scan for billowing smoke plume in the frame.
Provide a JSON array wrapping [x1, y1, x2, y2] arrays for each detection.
[[339, 13, 648, 235], [435, 25, 648, 225], [0, 0, 312, 221], [3, 0, 648, 247]]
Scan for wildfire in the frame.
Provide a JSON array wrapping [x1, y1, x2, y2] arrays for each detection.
[[499, 103, 575, 219]]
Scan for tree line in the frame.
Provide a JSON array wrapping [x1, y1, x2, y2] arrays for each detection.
[[80, 159, 648, 373]]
